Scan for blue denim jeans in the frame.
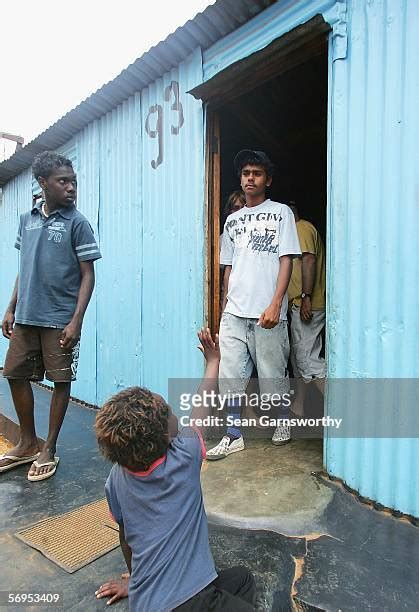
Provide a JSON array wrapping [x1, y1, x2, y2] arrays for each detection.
[[219, 313, 290, 404]]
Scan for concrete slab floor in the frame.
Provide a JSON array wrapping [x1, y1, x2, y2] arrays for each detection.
[[1, 378, 419, 611], [201, 439, 333, 535]]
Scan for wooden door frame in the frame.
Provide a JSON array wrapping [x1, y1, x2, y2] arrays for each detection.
[[205, 110, 221, 335]]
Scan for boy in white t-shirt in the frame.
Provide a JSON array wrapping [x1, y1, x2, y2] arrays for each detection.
[[207, 150, 301, 460]]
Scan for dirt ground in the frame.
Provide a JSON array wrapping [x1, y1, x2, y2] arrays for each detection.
[[0, 433, 13, 455]]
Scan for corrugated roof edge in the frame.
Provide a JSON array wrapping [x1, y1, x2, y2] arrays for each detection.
[[0, 0, 273, 186]]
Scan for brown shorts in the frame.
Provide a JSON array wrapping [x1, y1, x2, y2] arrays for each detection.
[[2, 324, 79, 382]]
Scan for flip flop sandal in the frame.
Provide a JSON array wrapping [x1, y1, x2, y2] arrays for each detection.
[[0, 452, 40, 473], [27, 457, 60, 482]]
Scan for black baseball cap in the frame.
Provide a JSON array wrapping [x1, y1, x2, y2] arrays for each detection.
[[233, 149, 275, 176]]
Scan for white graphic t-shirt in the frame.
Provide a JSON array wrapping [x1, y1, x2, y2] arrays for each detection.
[[220, 199, 301, 319]]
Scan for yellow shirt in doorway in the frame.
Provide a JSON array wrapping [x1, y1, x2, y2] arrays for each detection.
[[288, 219, 325, 311]]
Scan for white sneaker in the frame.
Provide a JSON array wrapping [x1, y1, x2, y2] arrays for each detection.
[[206, 435, 245, 461], [271, 424, 291, 446]]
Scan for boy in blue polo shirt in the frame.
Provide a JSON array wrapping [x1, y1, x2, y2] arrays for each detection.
[[0, 151, 101, 481], [95, 329, 256, 611]]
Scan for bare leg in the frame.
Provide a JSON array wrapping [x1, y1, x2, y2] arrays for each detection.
[[291, 377, 308, 417], [28, 381, 71, 477], [0, 380, 39, 469], [313, 377, 325, 397]]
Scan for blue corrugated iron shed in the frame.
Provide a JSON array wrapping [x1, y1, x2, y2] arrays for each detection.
[[0, 0, 418, 517]]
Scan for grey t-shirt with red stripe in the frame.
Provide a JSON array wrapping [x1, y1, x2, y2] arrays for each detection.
[[105, 427, 217, 612], [14, 202, 101, 328]]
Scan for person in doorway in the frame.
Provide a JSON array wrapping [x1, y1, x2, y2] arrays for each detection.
[[207, 150, 301, 460], [0, 151, 101, 481], [287, 203, 326, 416], [223, 190, 246, 223], [95, 328, 256, 611], [220, 190, 246, 307]]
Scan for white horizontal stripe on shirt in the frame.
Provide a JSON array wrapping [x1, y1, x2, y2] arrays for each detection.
[[77, 249, 100, 257], [76, 242, 98, 251]]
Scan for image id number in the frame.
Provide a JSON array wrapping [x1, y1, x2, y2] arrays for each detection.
[[1, 592, 61, 606]]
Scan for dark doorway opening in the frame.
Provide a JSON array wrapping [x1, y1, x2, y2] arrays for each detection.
[[218, 49, 328, 245]]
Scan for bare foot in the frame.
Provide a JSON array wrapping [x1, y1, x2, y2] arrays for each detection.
[[27, 447, 56, 478], [0, 441, 39, 469]]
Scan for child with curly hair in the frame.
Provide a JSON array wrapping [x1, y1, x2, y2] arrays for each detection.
[[95, 328, 256, 611]]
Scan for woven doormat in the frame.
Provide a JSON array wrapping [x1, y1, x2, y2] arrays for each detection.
[[15, 499, 119, 573]]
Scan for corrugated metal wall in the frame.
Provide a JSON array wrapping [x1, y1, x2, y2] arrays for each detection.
[[0, 169, 32, 364], [202, 0, 343, 81], [325, 0, 419, 517], [95, 94, 143, 405], [72, 125, 100, 404], [0, 49, 204, 408], [92, 48, 204, 405], [140, 48, 205, 398]]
